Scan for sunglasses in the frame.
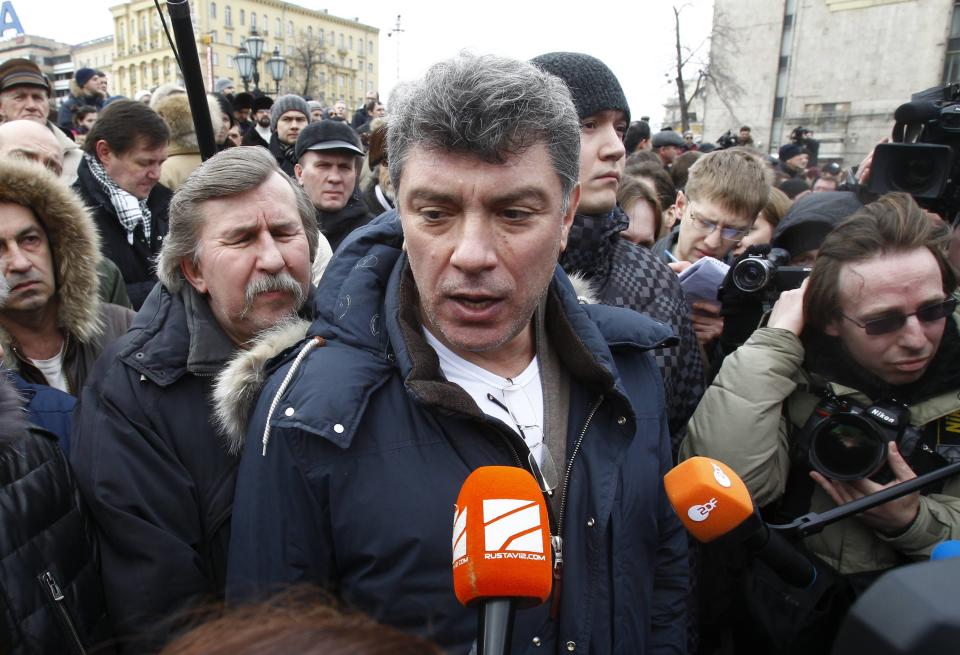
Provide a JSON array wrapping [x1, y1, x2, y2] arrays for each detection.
[[841, 297, 957, 336]]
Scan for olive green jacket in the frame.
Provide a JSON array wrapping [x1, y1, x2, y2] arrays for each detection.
[[680, 325, 960, 574]]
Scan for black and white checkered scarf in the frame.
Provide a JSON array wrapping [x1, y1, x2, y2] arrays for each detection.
[[84, 153, 152, 245]]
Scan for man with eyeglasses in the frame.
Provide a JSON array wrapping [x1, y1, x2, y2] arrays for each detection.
[[654, 147, 771, 348], [683, 193, 960, 605]]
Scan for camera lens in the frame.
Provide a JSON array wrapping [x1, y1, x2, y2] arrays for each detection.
[[732, 259, 773, 293], [809, 414, 886, 481], [891, 157, 937, 193]]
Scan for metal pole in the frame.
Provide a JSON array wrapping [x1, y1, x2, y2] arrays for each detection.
[[165, 0, 217, 160]]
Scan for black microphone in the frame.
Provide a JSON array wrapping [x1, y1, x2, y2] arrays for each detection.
[[831, 558, 960, 655], [664, 457, 816, 588]]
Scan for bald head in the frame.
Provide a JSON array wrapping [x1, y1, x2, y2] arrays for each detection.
[[0, 120, 63, 176]]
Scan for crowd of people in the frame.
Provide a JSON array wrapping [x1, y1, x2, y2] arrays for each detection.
[[0, 46, 956, 655]]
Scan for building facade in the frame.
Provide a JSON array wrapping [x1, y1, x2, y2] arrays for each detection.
[[701, 0, 956, 164], [0, 34, 72, 102], [72, 36, 115, 87], [110, 0, 378, 107]]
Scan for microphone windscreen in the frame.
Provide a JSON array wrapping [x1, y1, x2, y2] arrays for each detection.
[[893, 101, 940, 125], [452, 466, 552, 607], [931, 540, 960, 560], [664, 457, 755, 543]]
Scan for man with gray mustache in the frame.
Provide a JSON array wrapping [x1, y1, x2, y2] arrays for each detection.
[[70, 146, 319, 652]]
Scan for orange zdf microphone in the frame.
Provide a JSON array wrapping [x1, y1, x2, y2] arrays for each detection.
[[452, 466, 552, 655], [665, 457, 816, 588]]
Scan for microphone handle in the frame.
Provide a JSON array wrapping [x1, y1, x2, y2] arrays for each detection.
[[773, 460, 960, 538], [477, 599, 514, 655], [745, 523, 817, 588]]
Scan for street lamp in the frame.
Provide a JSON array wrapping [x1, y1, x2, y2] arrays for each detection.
[[267, 45, 287, 96], [237, 28, 265, 93], [235, 44, 254, 92]]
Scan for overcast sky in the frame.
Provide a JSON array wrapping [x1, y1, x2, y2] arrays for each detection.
[[7, 0, 715, 123]]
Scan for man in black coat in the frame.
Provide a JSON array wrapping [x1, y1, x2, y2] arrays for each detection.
[[293, 119, 373, 251], [72, 99, 172, 309], [532, 51, 706, 452], [71, 147, 319, 653], [267, 94, 309, 177], [240, 94, 272, 148]]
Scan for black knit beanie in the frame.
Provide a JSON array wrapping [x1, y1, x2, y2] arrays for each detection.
[[531, 52, 630, 124]]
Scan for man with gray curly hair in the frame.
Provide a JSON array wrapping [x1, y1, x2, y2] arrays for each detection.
[[71, 146, 319, 652], [224, 53, 687, 654]]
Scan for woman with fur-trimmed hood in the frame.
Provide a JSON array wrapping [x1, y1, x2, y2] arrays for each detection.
[[0, 159, 134, 395], [154, 93, 225, 191]]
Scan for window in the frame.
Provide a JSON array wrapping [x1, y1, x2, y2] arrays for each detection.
[[349, 58, 353, 69], [250, 12, 256, 29], [275, 18, 281, 37], [318, 30, 324, 46], [210, 2, 216, 19], [213, 53, 219, 65], [227, 55, 234, 68], [210, 30, 217, 43], [338, 74, 344, 88], [239, 8, 244, 25], [349, 35, 353, 49], [368, 40, 373, 55], [226, 32, 232, 45], [288, 20, 293, 36], [358, 39, 363, 55], [339, 33, 344, 49], [225, 5, 231, 26], [368, 63, 373, 73]]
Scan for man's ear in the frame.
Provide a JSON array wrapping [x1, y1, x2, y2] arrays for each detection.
[[180, 257, 207, 295], [294, 163, 303, 183], [674, 189, 687, 213], [94, 139, 112, 166], [824, 318, 841, 337], [559, 183, 581, 253]]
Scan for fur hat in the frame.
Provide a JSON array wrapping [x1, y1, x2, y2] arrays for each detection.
[[252, 95, 273, 112], [270, 94, 309, 131], [0, 159, 103, 344], [154, 94, 224, 150], [530, 51, 630, 124]]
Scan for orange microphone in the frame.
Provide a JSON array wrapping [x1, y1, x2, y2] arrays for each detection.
[[452, 466, 552, 655], [665, 457, 816, 588]]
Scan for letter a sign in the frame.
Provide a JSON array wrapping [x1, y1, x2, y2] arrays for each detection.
[[0, 2, 25, 38]]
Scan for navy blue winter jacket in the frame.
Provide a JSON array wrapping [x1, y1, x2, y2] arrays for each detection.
[[226, 213, 689, 654]]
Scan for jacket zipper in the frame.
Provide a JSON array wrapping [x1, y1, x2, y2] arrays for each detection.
[[38, 570, 86, 655], [552, 394, 604, 582]]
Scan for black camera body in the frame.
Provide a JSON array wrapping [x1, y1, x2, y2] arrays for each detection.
[[731, 247, 811, 297], [868, 83, 960, 222], [716, 130, 739, 150], [794, 392, 923, 482]]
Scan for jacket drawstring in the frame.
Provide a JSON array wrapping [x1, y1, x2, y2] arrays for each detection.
[[261, 336, 325, 456]]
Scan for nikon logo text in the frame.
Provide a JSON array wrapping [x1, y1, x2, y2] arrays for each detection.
[[483, 498, 545, 560]]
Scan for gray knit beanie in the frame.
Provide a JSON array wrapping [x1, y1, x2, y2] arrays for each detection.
[[530, 52, 630, 124], [270, 94, 310, 131]]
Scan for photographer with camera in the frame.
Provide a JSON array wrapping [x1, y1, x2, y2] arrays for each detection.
[[683, 192, 960, 577]]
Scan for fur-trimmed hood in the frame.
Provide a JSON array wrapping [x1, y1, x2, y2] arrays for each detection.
[[154, 93, 224, 152], [0, 159, 103, 346], [213, 318, 311, 453]]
